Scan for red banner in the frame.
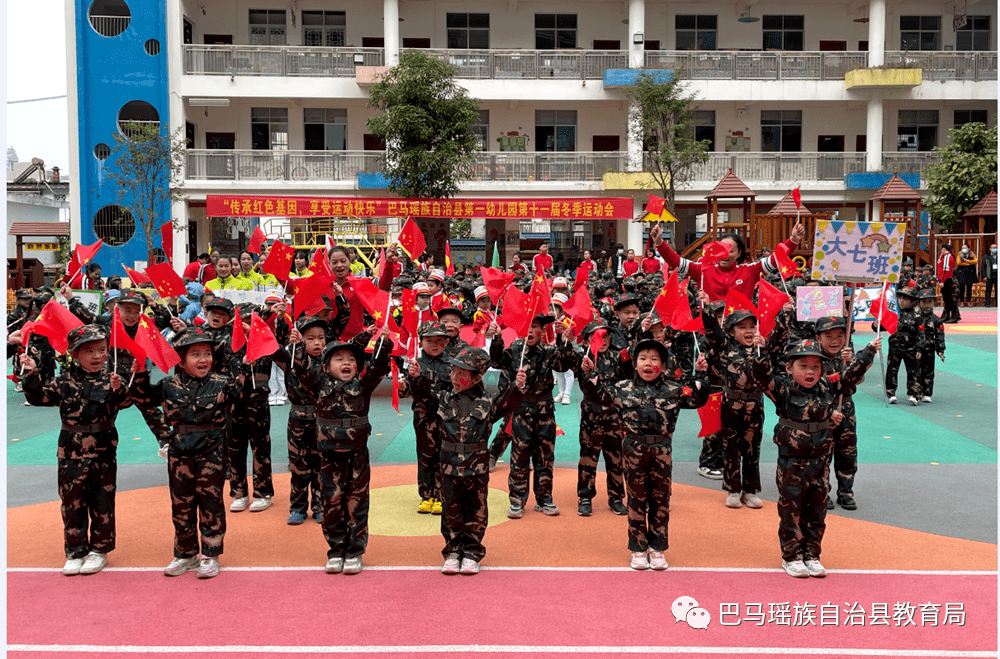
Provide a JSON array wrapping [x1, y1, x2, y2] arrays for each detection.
[[206, 195, 634, 220]]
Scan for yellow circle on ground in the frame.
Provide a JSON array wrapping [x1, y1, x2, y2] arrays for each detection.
[[368, 483, 512, 537]]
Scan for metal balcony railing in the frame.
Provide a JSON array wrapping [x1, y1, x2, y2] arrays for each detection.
[[184, 150, 385, 181], [881, 152, 942, 177], [645, 51, 869, 80], [884, 50, 997, 81], [183, 45, 384, 76], [667, 152, 869, 182]]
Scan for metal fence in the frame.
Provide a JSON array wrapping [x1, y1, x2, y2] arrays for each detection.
[[183, 45, 384, 76], [881, 153, 941, 177], [185, 150, 385, 181], [884, 50, 996, 81], [676, 152, 868, 182], [644, 51, 869, 80]]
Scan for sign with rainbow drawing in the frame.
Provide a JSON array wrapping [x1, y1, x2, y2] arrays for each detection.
[[811, 220, 907, 283]]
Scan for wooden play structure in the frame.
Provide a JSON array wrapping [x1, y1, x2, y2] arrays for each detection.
[[866, 174, 933, 267]]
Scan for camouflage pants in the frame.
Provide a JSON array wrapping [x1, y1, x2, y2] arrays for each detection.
[[228, 397, 274, 499], [775, 454, 829, 562], [577, 414, 624, 502], [919, 353, 937, 397], [508, 404, 557, 508], [698, 431, 724, 471], [830, 403, 858, 499], [287, 416, 322, 516], [58, 454, 117, 560], [320, 448, 370, 559], [415, 414, 443, 500], [623, 440, 672, 553], [440, 472, 489, 561], [720, 404, 764, 494], [168, 442, 226, 559], [489, 419, 513, 462], [885, 348, 922, 398]]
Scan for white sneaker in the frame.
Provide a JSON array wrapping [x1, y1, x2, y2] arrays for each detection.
[[630, 551, 649, 570], [921, 396, 933, 403], [79, 551, 108, 575], [648, 551, 668, 570], [14, 383, 23, 392], [741, 492, 764, 509], [782, 559, 810, 578], [62, 557, 85, 576], [325, 557, 344, 574], [164, 556, 199, 577], [343, 556, 363, 575], [459, 558, 480, 575], [230, 496, 249, 512], [887, 395, 897, 404], [268, 397, 278, 406], [249, 496, 273, 512], [561, 393, 571, 405], [804, 559, 827, 578], [725, 492, 742, 509], [697, 466, 723, 480], [196, 556, 219, 579], [442, 557, 460, 575], [275, 398, 285, 406], [907, 396, 919, 406]]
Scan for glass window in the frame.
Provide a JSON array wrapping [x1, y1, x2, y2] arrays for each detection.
[[251, 107, 288, 150], [471, 110, 489, 150], [675, 15, 717, 50], [447, 13, 490, 49], [897, 109, 938, 151], [694, 110, 716, 151], [302, 11, 345, 47], [761, 110, 802, 152], [762, 15, 804, 50], [304, 108, 347, 151], [956, 16, 991, 51], [954, 109, 988, 127], [900, 16, 941, 50], [249, 9, 286, 45], [535, 14, 576, 49], [535, 110, 576, 152]]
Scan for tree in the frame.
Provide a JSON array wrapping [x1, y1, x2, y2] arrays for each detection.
[[366, 51, 481, 199], [106, 122, 186, 263], [924, 121, 998, 228], [625, 71, 711, 211]]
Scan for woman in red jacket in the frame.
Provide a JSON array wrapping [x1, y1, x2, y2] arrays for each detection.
[[640, 248, 661, 275]]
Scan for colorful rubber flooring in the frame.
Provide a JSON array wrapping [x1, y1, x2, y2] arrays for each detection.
[[6, 312, 998, 657]]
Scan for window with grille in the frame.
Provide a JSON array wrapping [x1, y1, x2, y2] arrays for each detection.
[[303, 11, 345, 47], [117, 101, 160, 140], [304, 108, 348, 150], [954, 109, 988, 127], [535, 110, 576, 152], [956, 16, 990, 51], [92, 206, 136, 247], [447, 13, 489, 49], [762, 15, 804, 50], [694, 110, 716, 151], [897, 110, 938, 152], [761, 110, 802, 152], [535, 14, 576, 50], [251, 107, 289, 150], [900, 16, 940, 51], [676, 15, 717, 50], [471, 110, 489, 150], [249, 10, 286, 45]]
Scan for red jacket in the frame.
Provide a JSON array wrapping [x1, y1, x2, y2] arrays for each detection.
[[936, 252, 955, 282], [641, 257, 661, 274], [656, 238, 797, 302], [623, 260, 639, 277]]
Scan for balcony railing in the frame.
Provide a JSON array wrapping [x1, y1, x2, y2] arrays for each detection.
[[676, 152, 868, 182], [183, 45, 384, 76], [881, 152, 941, 177], [645, 51, 869, 80], [185, 150, 386, 181], [884, 50, 997, 81]]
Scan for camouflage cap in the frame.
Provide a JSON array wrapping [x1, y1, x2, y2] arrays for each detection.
[[117, 289, 147, 306], [67, 324, 109, 352], [295, 315, 327, 334], [15, 288, 33, 299], [814, 316, 848, 334], [436, 306, 463, 320], [321, 340, 365, 367], [897, 286, 921, 299], [173, 326, 220, 349], [446, 346, 491, 375], [614, 293, 641, 311], [919, 287, 937, 300], [532, 313, 555, 327], [204, 298, 235, 317], [723, 309, 758, 333], [705, 300, 726, 315], [785, 338, 824, 360], [581, 320, 608, 339], [418, 320, 449, 338], [631, 338, 670, 366]]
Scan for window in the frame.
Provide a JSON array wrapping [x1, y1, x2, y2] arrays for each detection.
[[676, 15, 717, 50], [761, 110, 802, 152], [304, 109, 347, 150], [897, 110, 938, 152], [303, 11, 345, 47], [535, 14, 576, 50], [762, 15, 804, 50], [900, 16, 940, 51], [694, 110, 716, 151], [471, 110, 489, 150], [954, 109, 989, 127], [957, 16, 991, 51], [535, 110, 576, 152], [183, 18, 193, 44], [249, 9, 286, 45], [251, 107, 288, 150], [447, 13, 489, 49]]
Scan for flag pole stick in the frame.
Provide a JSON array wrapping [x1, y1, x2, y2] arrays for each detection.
[[875, 281, 888, 406], [113, 310, 118, 374]]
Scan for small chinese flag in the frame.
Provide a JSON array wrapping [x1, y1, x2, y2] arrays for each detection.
[[397, 217, 427, 260], [671, 279, 703, 332], [65, 240, 104, 282], [444, 241, 455, 276], [391, 359, 401, 413], [560, 284, 594, 337], [33, 300, 84, 354], [307, 247, 333, 279], [774, 243, 798, 280], [377, 247, 388, 284], [574, 259, 594, 293], [654, 270, 680, 322], [261, 240, 295, 281], [160, 221, 174, 263], [756, 279, 790, 337], [590, 327, 607, 360], [646, 194, 666, 216], [869, 283, 899, 335], [526, 272, 551, 331], [698, 392, 723, 437], [352, 277, 400, 332], [247, 226, 268, 254], [500, 285, 530, 334], [145, 262, 187, 298], [292, 272, 333, 319], [792, 186, 802, 209], [109, 307, 146, 363], [246, 311, 280, 362], [136, 315, 180, 373], [700, 242, 731, 268], [124, 265, 152, 286], [231, 312, 247, 353], [556, 423, 565, 437], [481, 267, 515, 303], [724, 288, 757, 318]]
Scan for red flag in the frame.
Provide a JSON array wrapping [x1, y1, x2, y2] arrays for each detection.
[[574, 259, 594, 293], [66, 240, 104, 281], [145, 263, 187, 298], [724, 288, 757, 318], [671, 279, 703, 332], [247, 226, 268, 254], [391, 359, 400, 413], [756, 279, 790, 337], [646, 194, 666, 216], [20, 320, 37, 348], [400, 289, 420, 337], [504, 415, 514, 436], [870, 283, 899, 335], [261, 240, 295, 281], [444, 241, 455, 276], [33, 300, 85, 354], [352, 277, 400, 331], [377, 247, 388, 284], [560, 284, 594, 337], [231, 312, 247, 352], [792, 186, 802, 209], [526, 272, 552, 328], [556, 423, 565, 437], [136, 315, 180, 373], [397, 217, 427, 260], [499, 285, 531, 335], [698, 392, 723, 437], [481, 267, 515, 303], [246, 311, 280, 362], [653, 270, 680, 322], [109, 307, 146, 363], [774, 243, 798, 280], [590, 327, 607, 360], [160, 222, 173, 263], [306, 248, 333, 279], [124, 265, 152, 286], [292, 273, 333, 319], [700, 241, 731, 268]]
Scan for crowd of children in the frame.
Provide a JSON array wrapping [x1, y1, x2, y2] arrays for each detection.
[[15, 226, 952, 581]]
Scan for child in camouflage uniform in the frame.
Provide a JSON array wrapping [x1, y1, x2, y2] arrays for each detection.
[[580, 339, 710, 570], [882, 286, 923, 405], [815, 317, 860, 511], [765, 336, 880, 578], [22, 325, 132, 576], [916, 288, 946, 403], [411, 321, 453, 515], [408, 346, 526, 574]]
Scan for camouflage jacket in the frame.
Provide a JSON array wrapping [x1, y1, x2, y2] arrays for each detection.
[[580, 372, 710, 449], [69, 297, 171, 376], [23, 364, 132, 459], [135, 364, 249, 454], [273, 344, 321, 416], [203, 324, 239, 377], [888, 308, 923, 352], [411, 351, 453, 418], [23, 333, 58, 385], [498, 338, 575, 399], [295, 337, 391, 451], [569, 346, 624, 420], [917, 310, 946, 355], [231, 309, 288, 400], [701, 312, 771, 408], [819, 338, 859, 410], [409, 377, 523, 476], [325, 294, 353, 342], [766, 344, 876, 456]]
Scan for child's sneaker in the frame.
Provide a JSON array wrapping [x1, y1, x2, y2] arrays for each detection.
[[249, 496, 273, 512], [827, 496, 835, 509], [62, 557, 85, 576], [79, 551, 108, 575], [887, 395, 897, 404], [229, 496, 249, 512], [431, 499, 443, 515], [907, 396, 919, 406], [459, 558, 480, 575], [196, 556, 219, 579], [804, 559, 827, 577], [164, 556, 199, 577], [342, 557, 363, 575], [782, 559, 809, 578], [648, 551, 668, 570], [725, 492, 742, 509], [561, 392, 571, 405], [534, 502, 560, 516], [287, 513, 306, 525], [442, 556, 460, 574], [741, 492, 764, 509], [837, 495, 857, 510], [577, 498, 593, 516], [417, 498, 433, 514], [325, 557, 344, 573], [630, 551, 649, 570], [506, 505, 524, 519], [609, 499, 628, 515], [921, 396, 933, 403]]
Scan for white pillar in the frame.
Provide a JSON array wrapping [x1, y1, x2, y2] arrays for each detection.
[[866, 97, 883, 172], [627, 101, 643, 172], [868, 0, 886, 67], [628, 0, 645, 69], [384, 0, 400, 66], [627, 198, 644, 254], [65, 0, 82, 246], [173, 200, 190, 271]]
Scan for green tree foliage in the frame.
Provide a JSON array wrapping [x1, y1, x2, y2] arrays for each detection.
[[366, 51, 481, 199], [106, 122, 186, 263], [924, 121, 998, 228], [626, 71, 711, 211]]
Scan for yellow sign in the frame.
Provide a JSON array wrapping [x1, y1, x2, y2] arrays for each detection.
[[25, 242, 59, 251]]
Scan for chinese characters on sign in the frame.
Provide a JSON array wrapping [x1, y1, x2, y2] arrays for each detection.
[[718, 601, 966, 627], [811, 221, 908, 283]]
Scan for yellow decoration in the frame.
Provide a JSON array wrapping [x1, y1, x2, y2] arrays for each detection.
[[659, 208, 679, 223], [870, 222, 884, 233], [816, 220, 830, 232], [844, 68, 922, 89]]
